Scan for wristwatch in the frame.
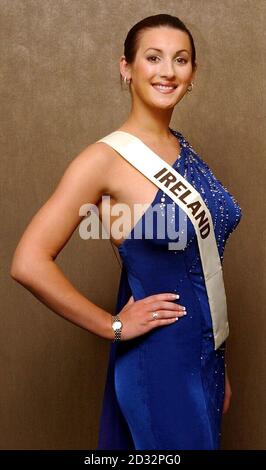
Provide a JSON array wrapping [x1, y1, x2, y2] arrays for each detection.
[[111, 314, 123, 342]]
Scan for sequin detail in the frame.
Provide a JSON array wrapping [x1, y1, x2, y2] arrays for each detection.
[[159, 129, 242, 269]]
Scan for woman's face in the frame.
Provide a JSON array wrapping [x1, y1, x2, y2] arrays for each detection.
[[122, 26, 196, 110]]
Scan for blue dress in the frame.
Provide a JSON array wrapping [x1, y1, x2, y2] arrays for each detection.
[[97, 128, 242, 450]]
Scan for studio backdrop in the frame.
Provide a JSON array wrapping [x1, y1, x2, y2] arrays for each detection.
[[1, 0, 265, 449]]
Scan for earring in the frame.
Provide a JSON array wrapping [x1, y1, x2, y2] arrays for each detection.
[[187, 82, 194, 92], [123, 76, 130, 84]]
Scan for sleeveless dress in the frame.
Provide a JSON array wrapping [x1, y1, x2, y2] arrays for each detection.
[[97, 128, 242, 450]]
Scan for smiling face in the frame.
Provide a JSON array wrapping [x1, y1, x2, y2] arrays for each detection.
[[120, 26, 197, 110]]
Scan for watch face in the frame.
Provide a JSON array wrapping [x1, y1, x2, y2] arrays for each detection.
[[113, 320, 122, 331]]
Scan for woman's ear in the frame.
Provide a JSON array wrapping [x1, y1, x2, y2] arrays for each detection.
[[119, 55, 131, 82]]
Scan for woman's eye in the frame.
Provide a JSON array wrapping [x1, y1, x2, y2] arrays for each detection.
[[147, 56, 188, 64], [176, 57, 188, 64], [147, 56, 159, 62]]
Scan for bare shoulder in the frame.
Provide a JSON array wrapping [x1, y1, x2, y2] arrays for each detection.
[[73, 140, 122, 189], [53, 139, 118, 205], [91, 140, 123, 166], [89, 139, 130, 192], [71, 140, 113, 178]]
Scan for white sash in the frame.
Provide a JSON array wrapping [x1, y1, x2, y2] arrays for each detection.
[[97, 130, 229, 350]]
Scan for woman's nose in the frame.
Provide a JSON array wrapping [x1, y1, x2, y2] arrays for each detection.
[[159, 63, 175, 78]]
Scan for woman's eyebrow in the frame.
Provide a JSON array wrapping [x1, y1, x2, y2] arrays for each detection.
[[144, 47, 189, 54]]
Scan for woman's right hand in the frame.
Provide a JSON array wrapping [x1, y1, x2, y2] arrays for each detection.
[[118, 293, 187, 341]]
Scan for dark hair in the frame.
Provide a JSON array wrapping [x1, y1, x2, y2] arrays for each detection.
[[120, 14, 196, 88]]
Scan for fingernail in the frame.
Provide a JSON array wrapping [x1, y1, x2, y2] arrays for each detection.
[[175, 294, 180, 299], [175, 317, 179, 321]]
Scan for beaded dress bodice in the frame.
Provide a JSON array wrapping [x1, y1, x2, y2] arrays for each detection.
[[118, 128, 242, 277]]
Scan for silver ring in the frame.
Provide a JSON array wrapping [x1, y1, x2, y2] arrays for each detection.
[[152, 311, 159, 320]]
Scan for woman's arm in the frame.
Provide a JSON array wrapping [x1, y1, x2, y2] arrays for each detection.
[[10, 142, 114, 341]]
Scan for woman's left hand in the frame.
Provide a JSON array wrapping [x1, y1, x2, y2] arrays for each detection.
[[222, 368, 232, 414]]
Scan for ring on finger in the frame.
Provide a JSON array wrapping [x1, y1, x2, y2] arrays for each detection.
[[152, 311, 159, 320]]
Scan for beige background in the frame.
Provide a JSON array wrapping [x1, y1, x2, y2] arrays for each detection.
[[1, 0, 265, 449]]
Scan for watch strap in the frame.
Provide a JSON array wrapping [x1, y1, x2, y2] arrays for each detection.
[[112, 314, 122, 342]]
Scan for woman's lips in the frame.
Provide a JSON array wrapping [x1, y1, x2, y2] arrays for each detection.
[[152, 84, 177, 94]]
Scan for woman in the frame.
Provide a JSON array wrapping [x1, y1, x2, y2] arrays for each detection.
[[10, 14, 242, 450]]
